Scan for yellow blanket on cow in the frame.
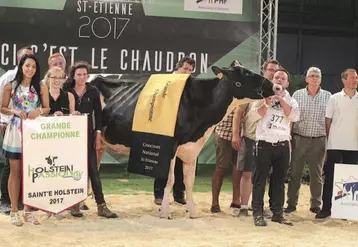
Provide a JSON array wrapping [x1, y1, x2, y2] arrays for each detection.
[[132, 74, 190, 136], [129, 73, 190, 178]]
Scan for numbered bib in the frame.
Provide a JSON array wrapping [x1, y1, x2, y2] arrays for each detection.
[[267, 108, 289, 134]]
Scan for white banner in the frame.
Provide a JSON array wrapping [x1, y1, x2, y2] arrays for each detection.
[[332, 163, 358, 220], [184, 0, 243, 15], [22, 115, 88, 214]]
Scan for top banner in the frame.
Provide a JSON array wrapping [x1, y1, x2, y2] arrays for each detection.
[[184, 0, 243, 15], [0, 0, 260, 77]]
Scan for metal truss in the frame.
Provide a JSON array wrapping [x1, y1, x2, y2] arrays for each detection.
[[259, 0, 279, 71]]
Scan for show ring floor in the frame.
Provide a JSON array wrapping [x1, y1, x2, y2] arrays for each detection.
[[0, 185, 357, 247]]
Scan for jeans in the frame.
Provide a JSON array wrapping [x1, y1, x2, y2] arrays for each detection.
[[88, 132, 105, 205]]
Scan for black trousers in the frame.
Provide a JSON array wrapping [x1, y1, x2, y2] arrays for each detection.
[[154, 157, 185, 199], [268, 173, 274, 207], [322, 150, 358, 213], [0, 159, 10, 203], [252, 141, 290, 217], [88, 133, 105, 205], [251, 142, 273, 208]]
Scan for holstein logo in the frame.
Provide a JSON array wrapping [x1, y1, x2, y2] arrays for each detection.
[[28, 155, 83, 183], [334, 176, 358, 205]]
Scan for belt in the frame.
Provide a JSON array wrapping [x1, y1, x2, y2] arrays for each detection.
[[294, 133, 325, 139], [257, 140, 289, 147]]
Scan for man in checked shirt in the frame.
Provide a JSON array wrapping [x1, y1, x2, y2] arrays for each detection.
[[210, 109, 240, 213], [285, 67, 331, 214], [210, 61, 244, 213]]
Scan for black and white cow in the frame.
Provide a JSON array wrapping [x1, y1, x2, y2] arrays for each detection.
[[91, 64, 275, 218], [343, 182, 358, 201]]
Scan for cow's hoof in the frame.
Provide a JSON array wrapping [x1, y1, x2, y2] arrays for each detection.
[[186, 201, 198, 219], [160, 216, 172, 220], [159, 213, 171, 219], [189, 211, 199, 219], [159, 206, 170, 219]]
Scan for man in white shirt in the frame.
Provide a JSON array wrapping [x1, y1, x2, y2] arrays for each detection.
[[231, 59, 280, 216], [0, 46, 33, 214], [248, 68, 300, 226], [315, 69, 358, 219]]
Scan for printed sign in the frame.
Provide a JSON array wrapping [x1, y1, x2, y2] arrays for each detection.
[[22, 115, 88, 214], [0, 0, 260, 167], [331, 163, 358, 220], [184, 0, 243, 15], [0, 0, 257, 77]]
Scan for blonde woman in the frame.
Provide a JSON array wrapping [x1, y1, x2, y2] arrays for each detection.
[[43, 67, 77, 115]]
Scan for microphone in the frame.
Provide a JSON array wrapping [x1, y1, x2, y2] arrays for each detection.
[[271, 84, 283, 106], [273, 84, 283, 93]]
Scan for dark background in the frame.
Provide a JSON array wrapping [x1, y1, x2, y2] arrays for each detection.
[[277, 0, 358, 93]]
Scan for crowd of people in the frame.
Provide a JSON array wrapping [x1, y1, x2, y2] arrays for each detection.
[[0, 46, 118, 227], [211, 59, 358, 227], [150, 58, 358, 227], [0, 46, 357, 228]]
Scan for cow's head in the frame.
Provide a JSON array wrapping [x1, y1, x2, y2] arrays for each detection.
[[212, 64, 274, 99]]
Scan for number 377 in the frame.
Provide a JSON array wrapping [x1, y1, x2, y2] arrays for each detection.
[[270, 114, 284, 123]]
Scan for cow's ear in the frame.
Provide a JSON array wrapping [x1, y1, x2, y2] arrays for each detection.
[[212, 66, 231, 79]]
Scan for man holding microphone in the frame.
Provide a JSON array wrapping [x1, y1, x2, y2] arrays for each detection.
[[247, 68, 299, 226]]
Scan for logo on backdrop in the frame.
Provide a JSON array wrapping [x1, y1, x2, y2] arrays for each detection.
[[185, 0, 242, 14], [196, 0, 227, 3], [28, 155, 83, 183], [334, 176, 358, 205]]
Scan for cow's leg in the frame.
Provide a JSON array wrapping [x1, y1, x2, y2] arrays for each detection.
[[183, 161, 198, 218], [159, 156, 176, 219]]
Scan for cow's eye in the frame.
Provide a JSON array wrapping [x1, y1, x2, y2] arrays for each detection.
[[235, 81, 242, 88]]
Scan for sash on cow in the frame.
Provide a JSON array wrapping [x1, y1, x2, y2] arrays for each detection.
[[129, 74, 190, 178]]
